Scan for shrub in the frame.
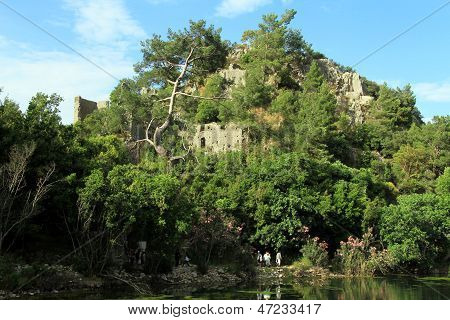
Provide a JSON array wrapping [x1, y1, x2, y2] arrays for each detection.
[[188, 211, 244, 274], [0, 256, 43, 291], [195, 101, 219, 123], [228, 244, 256, 276], [334, 228, 394, 275], [380, 193, 449, 271], [292, 257, 313, 272], [300, 237, 329, 268]]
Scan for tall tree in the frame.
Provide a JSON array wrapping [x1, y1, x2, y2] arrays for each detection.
[[302, 61, 324, 93], [0, 94, 24, 163], [295, 64, 337, 158], [241, 9, 309, 89], [134, 21, 230, 161]]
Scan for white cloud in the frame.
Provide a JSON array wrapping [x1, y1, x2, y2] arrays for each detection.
[[0, 35, 30, 50], [215, 0, 272, 18], [64, 0, 146, 44], [413, 82, 450, 103], [0, 35, 8, 47], [0, 44, 134, 124], [0, 0, 146, 124]]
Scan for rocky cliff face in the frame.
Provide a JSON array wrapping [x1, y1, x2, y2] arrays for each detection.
[[219, 63, 246, 87], [316, 59, 374, 124], [218, 53, 376, 125]]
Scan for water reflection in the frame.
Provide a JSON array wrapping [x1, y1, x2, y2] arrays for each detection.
[[276, 286, 281, 300], [21, 276, 449, 300], [253, 277, 449, 300]]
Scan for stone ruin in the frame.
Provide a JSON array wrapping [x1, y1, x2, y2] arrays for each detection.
[[73, 56, 372, 153], [73, 96, 247, 153], [192, 122, 247, 152], [73, 96, 109, 123]]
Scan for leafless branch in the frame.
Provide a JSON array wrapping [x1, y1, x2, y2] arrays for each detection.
[[0, 146, 55, 253], [156, 97, 172, 103], [163, 60, 184, 68], [175, 92, 227, 100]]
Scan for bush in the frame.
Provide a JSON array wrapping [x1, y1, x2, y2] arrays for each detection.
[[334, 229, 394, 275], [196, 261, 209, 275], [380, 193, 449, 271], [195, 101, 219, 123], [228, 244, 256, 276], [188, 211, 245, 274], [300, 237, 329, 268], [0, 256, 43, 291], [291, 257, 313, 272], [0, 256, 21, 290]]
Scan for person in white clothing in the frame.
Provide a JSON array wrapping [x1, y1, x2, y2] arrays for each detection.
[[263, 252, 271, 267], [257, 251, 263, 267], [276, 252, 282, 266]]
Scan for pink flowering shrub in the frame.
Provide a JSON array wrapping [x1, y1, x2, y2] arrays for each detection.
[[300, 236, 329, 268], [335, 228, 394, 275]]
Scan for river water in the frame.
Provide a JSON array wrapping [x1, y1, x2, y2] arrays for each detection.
[[33, 276, 449, 300]]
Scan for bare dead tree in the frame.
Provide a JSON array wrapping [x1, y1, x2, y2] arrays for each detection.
[[0, 143, 55, 253], [137, 48, 219, 161]]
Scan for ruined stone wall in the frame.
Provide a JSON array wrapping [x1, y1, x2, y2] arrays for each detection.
[[97, 100, 110, 110], [193, 122, 247, 152], [73, 96, 109, 123]]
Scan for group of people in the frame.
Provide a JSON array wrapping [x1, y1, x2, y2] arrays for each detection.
[[257, 250, 282, 267], [126, 247, 146, 265]]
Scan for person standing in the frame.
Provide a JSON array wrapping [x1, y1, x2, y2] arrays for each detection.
[[257, 251, 263, 267], [264, 252, 271, 267], [276, 252, 282, 267], [183, 255, 191, 266]]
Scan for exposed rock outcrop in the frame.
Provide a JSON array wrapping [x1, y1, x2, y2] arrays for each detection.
[[159, 266, 246, 287], [217, 55, 375, 125], [316, 59, 374, 124], [219, 63, 246, 87]]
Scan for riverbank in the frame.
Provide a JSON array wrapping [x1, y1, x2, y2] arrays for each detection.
[[1, 261, 448, 299], [0, 263, 252, 299]]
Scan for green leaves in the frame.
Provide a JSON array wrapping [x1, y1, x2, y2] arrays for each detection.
[[436, 167, 450, 195], [302, 61, 324, 93], [295, 81, 337, 157], [390, 116, 449, 193], [103, 165, 186, 229], [380, 193, 450, 270], [135, 20, 230, 86]]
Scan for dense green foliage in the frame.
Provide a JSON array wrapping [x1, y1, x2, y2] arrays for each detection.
[[0, 10, 448, 282], [381, 193, 449, 270]]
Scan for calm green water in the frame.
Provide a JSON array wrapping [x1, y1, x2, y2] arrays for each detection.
[[33, 276, 449, 300]]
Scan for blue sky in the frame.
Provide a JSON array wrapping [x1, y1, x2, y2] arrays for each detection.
[[0, 0, 449, 124]]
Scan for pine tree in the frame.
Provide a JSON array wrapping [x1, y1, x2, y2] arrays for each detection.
[[302, 60, 324, 93]]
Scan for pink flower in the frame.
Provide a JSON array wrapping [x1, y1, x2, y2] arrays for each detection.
[[319, 241, 328, 250]]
